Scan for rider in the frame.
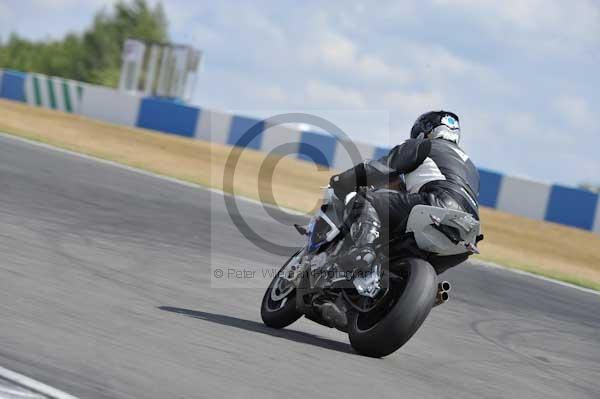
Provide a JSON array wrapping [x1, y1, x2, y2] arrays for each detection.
[[329, 110, 480, 265]]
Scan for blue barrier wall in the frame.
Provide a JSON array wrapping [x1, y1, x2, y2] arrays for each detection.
[[137, 98, 200, 137], [1, 68, 599, 234], [545, 185, 598, 230], [0, 70, 26, 102], [478, 169, 503, 208], [297, 131, 337, 167], [228, 116, 264, 150]]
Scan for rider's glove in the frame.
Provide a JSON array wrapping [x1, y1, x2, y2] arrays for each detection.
[[330, 162, 368, 199]]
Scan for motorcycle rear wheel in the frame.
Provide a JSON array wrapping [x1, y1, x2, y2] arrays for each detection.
[[348, 257, 437, 357]]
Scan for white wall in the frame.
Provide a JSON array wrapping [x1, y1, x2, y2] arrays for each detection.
[[260, 124, 301, 156], [195, 109, 233, 144], [496, 175, 551, 220], [79, 84, 141, 126], [594, 200, 600, 234]]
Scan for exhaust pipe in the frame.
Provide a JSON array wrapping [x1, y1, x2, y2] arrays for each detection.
[[438, 281, 451, 292], [435, 281, 451, 306], [435, 290, 449, 306]]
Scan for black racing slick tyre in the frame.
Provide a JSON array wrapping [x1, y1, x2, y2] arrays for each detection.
[[348, 258, 437, 357], [260, 251, 303, 329]]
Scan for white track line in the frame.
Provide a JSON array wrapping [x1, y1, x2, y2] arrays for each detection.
[[0, 365, 79, 399], [470, 259, 600, 296], [1, 131, 598, 297]]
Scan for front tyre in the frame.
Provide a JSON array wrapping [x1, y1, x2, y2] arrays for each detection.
[[348, 258, 437, 357], [260, 251, 303, 329]]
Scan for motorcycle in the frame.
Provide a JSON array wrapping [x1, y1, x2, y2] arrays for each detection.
[[260, 185, 481, 357]]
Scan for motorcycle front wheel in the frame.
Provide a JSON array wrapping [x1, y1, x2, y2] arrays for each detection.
[[260, 250, 303, 329], [348, 257, 437, 357]]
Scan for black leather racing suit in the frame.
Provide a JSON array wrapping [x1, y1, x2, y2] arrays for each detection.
[[330, 137, 480, 238]]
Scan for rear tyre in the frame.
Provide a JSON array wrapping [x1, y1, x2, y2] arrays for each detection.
[[260, 251, 303, 329], [348, 258, 437, 357]]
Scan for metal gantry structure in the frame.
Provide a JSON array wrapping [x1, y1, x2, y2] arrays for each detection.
[[118, 38, 202, 102]]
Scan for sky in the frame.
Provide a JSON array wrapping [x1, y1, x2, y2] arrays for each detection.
[[1, 0, 599, 187]]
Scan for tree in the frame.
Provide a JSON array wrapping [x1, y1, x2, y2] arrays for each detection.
[[0, 0, 168, 87]]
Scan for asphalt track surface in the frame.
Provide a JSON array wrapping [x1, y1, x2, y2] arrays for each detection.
[[0, 133, 599, 399]]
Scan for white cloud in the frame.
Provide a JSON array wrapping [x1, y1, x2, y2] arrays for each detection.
[[552, 95, 591, 130], [305, 80, 367, 109], [504, 112, 537, 138], [378, 90, 447, 135], [433, 0, 600, 55], [261, 85, 288, 103], [299, 30, 410, 85], [307, 31, 356, 68], [389, 40, 516, 97], [401, 42, 471, 76], [382, 91, 444, 116], [230, 4, 286, 46]]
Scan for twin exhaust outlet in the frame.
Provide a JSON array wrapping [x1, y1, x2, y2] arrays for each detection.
[[435, 281, 451, 306]]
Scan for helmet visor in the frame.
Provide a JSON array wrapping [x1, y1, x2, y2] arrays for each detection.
[[440, 114, 460, 130]]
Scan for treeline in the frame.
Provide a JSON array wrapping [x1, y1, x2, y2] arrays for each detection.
[[0, 0, 168, 87]]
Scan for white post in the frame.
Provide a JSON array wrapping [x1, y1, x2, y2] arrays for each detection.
[[156, 46, 172, 97], [118, 39, 146, 93], [143, 44, 161, 95]]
